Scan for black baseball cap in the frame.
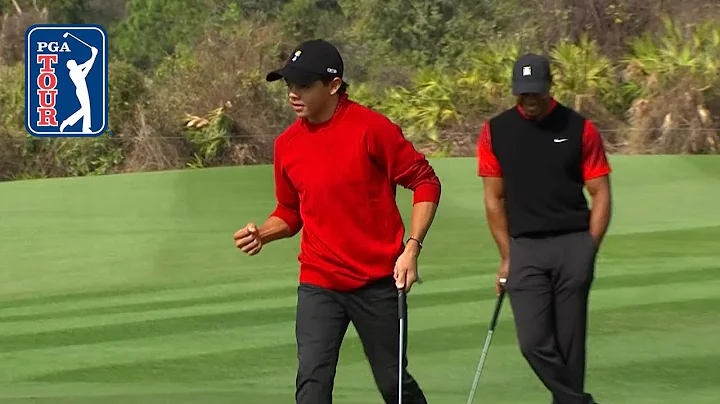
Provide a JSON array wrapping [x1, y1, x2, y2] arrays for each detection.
[[266, 39, 344, 86], [512, 53, 552, 95]]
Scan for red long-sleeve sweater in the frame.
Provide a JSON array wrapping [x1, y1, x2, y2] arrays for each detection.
[[270, 94, 441, 291]]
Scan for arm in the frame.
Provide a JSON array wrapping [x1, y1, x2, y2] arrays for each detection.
[[582, 120, 613, 247], [257, 216, 294, 245], [478, 122, 509, 262], [404, 201, 438, 256], [483, 178, 510, 262], [79, 47, 98, 75], [263, 138, 303, 245], [366, 120, 441, 255]]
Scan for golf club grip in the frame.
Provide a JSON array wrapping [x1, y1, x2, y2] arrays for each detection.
[[489, 289, 505, 330], [398, 290, 406, 320]]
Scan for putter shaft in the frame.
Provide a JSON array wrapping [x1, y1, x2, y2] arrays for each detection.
[[466, 288, 506, 404], [398, 289, 406, 404]]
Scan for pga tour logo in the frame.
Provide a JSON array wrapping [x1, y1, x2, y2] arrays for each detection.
[[24, 24, 108, 137]]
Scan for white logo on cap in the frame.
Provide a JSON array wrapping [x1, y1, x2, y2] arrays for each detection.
[[327, 68, 337, 74], [523, 65, 532, 76], [291, 50, 302, 62]]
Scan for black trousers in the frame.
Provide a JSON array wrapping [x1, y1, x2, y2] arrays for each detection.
[[295, 276, 428, 404], [505, 231, 597, 404]]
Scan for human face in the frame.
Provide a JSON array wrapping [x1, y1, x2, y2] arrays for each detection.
[[516, 93, 552, 120], [286, 77, 342, 123]]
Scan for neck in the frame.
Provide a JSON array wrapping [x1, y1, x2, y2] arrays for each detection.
[[307, 94, 341, 124]]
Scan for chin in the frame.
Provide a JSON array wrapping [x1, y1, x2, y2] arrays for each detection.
[[292, 108, 308, 117]]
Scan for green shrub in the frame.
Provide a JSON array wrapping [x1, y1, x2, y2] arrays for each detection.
[[621, 16, 720, 153]]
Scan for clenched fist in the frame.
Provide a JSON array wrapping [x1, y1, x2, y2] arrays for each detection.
[[234, 222, 262, 256]]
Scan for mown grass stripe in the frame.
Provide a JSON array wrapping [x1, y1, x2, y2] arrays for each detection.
[[1, 261, 716, 325], [0, 297, 711, 389], [240, 329, 720, 404], [0, 269, 297, 311], [0, 275, 718, 347], [15, 295, 718, 385], [3, 294, 717, 382], [0, 382, 280, 401], [0, 269, 715, 344]]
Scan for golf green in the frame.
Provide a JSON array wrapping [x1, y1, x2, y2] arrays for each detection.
[[1, 155, 718, 403]]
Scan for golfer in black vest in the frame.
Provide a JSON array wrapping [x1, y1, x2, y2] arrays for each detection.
[[477, 53, 612, 404]]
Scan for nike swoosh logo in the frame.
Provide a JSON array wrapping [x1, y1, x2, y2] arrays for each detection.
[[553, 138, 568, 143]]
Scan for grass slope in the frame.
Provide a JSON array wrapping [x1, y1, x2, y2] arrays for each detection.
[[0, 155, 719, 403]]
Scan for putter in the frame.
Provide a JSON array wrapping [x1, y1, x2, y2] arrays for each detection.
[[63, 32, 92, 49], [466, 278, 507, 404], [397, 288, 406, 404]]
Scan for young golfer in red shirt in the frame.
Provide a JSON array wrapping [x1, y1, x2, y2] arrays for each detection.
[[234, 39, 440, 404]]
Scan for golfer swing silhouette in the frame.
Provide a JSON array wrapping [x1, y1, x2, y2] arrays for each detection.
[[59, 45, 98, 133]]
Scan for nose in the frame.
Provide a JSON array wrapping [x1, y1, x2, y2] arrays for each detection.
[[287, 86, 301, 100]]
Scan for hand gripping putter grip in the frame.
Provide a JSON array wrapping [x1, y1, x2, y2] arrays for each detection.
[[466, 278, 507, 404], [397, 289, 407, 404]]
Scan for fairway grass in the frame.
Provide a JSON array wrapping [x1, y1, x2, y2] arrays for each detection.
[[1, 155, 719, 403]]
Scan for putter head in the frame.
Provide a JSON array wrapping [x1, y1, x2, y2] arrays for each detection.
[[62, 32, 69, 38]]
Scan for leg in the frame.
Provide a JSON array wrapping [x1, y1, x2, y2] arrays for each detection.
[[80, 96, 92, 132], [552, 232, 598, 403], [60, 109, 83, 132], [295, 283, 350, 404], [346, 276, 428, 404], [82, 112, 92, 132], [506, 237, 589, 404]]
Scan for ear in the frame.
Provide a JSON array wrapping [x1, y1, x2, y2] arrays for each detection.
[[329, 77, 342, 95]]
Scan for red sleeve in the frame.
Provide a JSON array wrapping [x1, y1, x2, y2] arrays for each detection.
[[582, 120, 612, 181], [270, 137, 303, 235], [477, 122, 502, 177], [366, 119, 441, 205]]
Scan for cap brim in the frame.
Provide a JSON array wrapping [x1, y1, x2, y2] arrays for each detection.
[[265, 65, 323, 86], [512, 80, 550, 96]]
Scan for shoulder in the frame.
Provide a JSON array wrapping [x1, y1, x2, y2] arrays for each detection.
[[556, 103, 601, 139], [273, 120, 304, 158], [345, 100, 404, 140], [349, 100, 399, 130], [483, 107, 522, 145], [490, 106, 521, 122], [554, 102, 587, 125], [275, 120, 303, 148], [488, 106, 522, 130], [581, 118, 605, 148], [477, 110, 516, 154]]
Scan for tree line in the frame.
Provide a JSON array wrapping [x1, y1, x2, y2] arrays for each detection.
[[0, 0, 718, 181]]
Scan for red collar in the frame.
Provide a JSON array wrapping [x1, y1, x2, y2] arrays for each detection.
[[517, 98, 557, 120]]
